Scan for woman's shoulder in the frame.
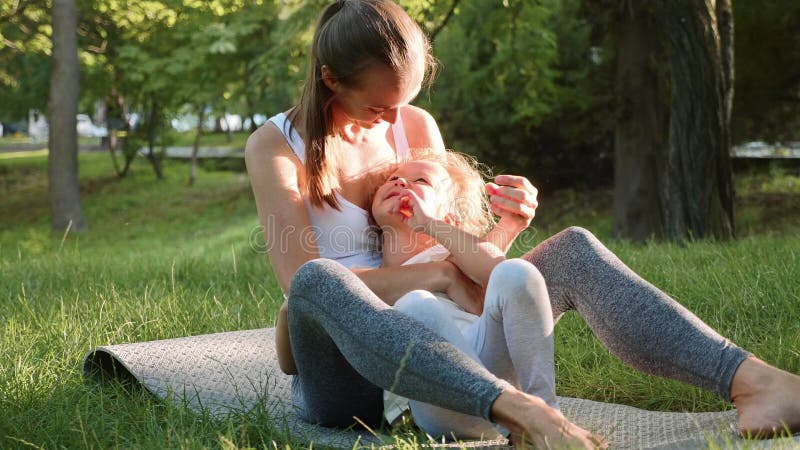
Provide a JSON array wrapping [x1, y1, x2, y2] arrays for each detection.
[[401, 105, 445, 151], [246, 112, 294, 154], [245, 118, 302, 170]]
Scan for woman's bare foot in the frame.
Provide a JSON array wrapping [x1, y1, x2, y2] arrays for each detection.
[[491, 389, 607, 449], [731, 356, 800, 437]]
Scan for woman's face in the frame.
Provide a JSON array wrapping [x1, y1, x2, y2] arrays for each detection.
[[371, 160, 451, 228], [331, 63, 423, 128]]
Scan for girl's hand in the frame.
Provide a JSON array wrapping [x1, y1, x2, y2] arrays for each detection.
[[442, 259, 484, 315], [486, 174, 539, 234], [392, 189, 438, 233]]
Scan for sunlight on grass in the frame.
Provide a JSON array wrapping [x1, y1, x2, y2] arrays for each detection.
[[0, 148, 48, 159], [1, 152, 799, 449]]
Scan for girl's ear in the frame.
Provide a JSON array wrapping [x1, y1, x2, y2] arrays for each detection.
[[321, 65, 339, 93]]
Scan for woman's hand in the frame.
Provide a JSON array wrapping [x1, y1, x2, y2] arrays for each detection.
[[485, 174, 539, 253], [442, 259, 485, 315]]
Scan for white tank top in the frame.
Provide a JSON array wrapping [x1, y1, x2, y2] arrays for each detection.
[[268, 111, 412, 269]]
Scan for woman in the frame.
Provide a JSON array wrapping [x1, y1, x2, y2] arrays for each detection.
[[245, 0, 800, 445]]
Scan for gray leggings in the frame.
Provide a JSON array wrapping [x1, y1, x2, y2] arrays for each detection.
[[287, 226, 749, 428]]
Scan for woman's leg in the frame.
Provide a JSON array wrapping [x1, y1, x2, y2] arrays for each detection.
[[463, 259, 559, 409], [525, 226, 800, 434], [524, 226, 748, 399], [287, 259, 510, 428], [290, 258, 605, 449]]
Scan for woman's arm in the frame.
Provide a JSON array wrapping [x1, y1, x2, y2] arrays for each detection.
[[245, 125, 319, 293], [246, 124, 318, 375], [352, 261, 452, 305]]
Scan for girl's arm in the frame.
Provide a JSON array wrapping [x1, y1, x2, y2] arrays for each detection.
[[397, 188, 504, 287], [404, 106, 538, 254], [423, 218, 504, 287]]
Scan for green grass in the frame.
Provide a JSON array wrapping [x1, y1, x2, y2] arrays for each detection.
[[1, 152, 799, 449], [163, 130, 250, 148], [0, 130, 249, 150]]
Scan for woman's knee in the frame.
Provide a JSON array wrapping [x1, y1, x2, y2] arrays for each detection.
[[289, 258, 349, 304], [555, 226, 599, 250]]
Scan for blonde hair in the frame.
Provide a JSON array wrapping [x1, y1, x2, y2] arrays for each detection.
[[412, 149, 495, 236], [289, 0, 436, 209]]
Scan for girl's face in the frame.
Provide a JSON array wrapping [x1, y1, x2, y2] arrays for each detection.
[[371, 160, 451, 228], [329, 63, 423, 129]]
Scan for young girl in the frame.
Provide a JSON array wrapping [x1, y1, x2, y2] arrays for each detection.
[[371, 151, 564, 440]]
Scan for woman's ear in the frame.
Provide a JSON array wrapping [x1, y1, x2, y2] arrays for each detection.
[[321, 65, 339, 93]]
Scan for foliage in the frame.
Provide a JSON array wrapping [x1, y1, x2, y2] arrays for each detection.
[[0, 0, 51, 122], [732, 1, 800, 144], [2, 0, 800, 186], [418, 0, 615, 191]]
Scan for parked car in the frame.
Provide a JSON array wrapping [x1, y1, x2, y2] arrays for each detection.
[[77, 114, 108, 137]]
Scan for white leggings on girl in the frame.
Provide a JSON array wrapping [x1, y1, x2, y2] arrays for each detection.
[[394, 258, 557, 440]]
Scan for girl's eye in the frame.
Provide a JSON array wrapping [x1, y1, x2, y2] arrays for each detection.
[[415, 178, 429, 184], [368, 108, 384, 114]]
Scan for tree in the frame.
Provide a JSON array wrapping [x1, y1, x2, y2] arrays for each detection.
[[731, 1, 800, 143], [417, 0, 612, 191], [0, 0, 51, 124], [612, 1, 734, 241], [48, 0, 87, 232]]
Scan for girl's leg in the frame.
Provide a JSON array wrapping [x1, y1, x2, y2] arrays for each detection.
[[394, 291, 504, 440], [523, 226, 749, 399], [463, 259, 559, 409], [288, 259, 510, 428], [396, 260, 562, 441]]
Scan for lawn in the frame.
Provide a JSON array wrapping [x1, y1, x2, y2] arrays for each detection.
[[1, 151, 799, 449]]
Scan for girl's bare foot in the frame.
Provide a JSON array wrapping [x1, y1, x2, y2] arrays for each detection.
[[491, 390, 607, 449], [731, 356, 800, 437]]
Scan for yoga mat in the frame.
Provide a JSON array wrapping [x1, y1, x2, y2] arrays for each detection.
[[83, 328, 799, 449]]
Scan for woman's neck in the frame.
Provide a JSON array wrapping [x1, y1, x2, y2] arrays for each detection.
[[330, 105, 388, 144], [380, 228, 437, 267]]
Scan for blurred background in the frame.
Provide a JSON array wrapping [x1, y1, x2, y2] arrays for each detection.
[[1, 0, 799, 239]]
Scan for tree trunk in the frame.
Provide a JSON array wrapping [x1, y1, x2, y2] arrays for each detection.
[[612, 0, 734, 241], [188, 103, 205, 186], [48, 0, 87, 232], [612, 7, 666, 240], [716, 0, 736, 237], [145, 96, 164, 179]]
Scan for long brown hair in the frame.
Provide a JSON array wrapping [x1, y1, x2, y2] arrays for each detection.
[[288, 0, 436, 209]]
